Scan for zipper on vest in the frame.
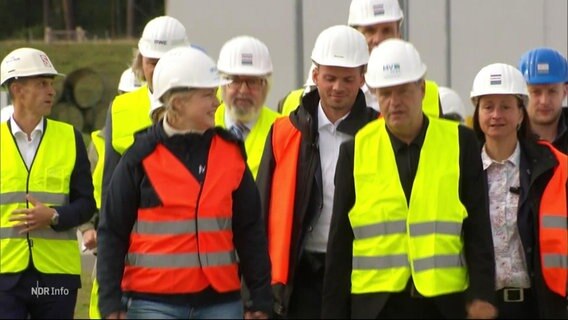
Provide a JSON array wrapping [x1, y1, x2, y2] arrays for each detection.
[[194, 163, 208, 267], [24, 126, 46, 254]]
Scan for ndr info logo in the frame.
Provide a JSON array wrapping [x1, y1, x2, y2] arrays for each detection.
[[31, 281, 69, 298]]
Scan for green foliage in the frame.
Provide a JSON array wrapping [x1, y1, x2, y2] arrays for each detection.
[[0, 0, 164, 41]]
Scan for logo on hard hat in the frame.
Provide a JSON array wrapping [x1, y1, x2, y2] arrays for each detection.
[[536, 63, 550, 74], [241, 53, 253, 66], [490, 74, 502, 85], [383, 63, 400, 74], [154, 40, 167, 45], [373, 4, 385, 16], [39, 54, 52, 68], [4, 56, 20, 64]]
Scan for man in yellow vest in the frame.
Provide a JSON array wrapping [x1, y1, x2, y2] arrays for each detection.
[[277, 63, 317, 116], [256, 25, 379, 318], [102, 15, 189, 208], [348, 0, 443, 117], [80, 66, 144, 319], [214, 35, 280, 179], [0, 48, 96, 318], [322, 39, 497, 319]]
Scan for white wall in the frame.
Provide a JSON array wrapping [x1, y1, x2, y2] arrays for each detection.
[[167, 0, 567, 114]]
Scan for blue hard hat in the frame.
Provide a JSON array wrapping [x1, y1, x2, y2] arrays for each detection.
[[518, 47, 568, 84]]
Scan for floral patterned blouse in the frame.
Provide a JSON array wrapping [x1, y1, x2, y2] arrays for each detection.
[[481, 142, 530, 289]]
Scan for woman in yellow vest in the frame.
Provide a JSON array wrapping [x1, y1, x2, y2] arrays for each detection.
[[471, 63, 568, 319], [322, 39, 497, 319], [0, 48, 96, 318], [96, 46, 272, 319]]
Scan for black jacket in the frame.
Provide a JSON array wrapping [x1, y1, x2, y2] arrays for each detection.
[[256, 89, 378, 316], [322, 118, 496, 319], [512, 138, 568, 319], [97, 122, 272, 318], [551, 108, 568, 153]]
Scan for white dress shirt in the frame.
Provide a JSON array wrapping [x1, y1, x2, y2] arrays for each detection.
[[303, 102, 351, 253], [10, 116, 44, 169]]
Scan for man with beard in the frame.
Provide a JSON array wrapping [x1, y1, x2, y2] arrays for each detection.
[[215, 36, 280, 179]]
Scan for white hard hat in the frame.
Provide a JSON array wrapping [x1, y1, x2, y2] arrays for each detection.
[[152, 46, 231, 103], [217, 36, 273, 76], [365, 38, 427, 88], [118, 67, 144, 93], [348, 0, 404, 27], [149, 94, 163, 118], [311, 25, 369, 68], [438, 86, 466, 120], [304, 63, 316, 87], [1, 48, 64, 85], [138, 16, 189, 59], [470, 63, 528, 106]]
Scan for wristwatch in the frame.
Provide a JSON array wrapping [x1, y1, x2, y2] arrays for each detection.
[[50, 210, 60, 226]]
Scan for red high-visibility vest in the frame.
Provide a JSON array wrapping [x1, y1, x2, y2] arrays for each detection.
[[268, 118, 302, 285], [121, 136, 244, 294], [538, 140, 568, 297]]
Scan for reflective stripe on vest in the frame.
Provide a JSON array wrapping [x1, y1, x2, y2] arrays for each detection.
[[281, 88, 304, 116], [90, 130, 105, 209], [214, 103, 280, 179], [111, 85, 151, 155], [423, 80, 440, 118], [0, 120, 80, 275], [537, 140, 568, 297], [121, 136, 244, 294], [267, 117, 302, 285], [350, 117, 468, 296]]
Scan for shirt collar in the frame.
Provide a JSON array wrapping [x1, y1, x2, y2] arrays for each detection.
[[387, 115, 429, 152], [481, 141, 521, 170], [317, 101, 349, 130], [10, 116, 44, 137], [162, 114, 203, 137]]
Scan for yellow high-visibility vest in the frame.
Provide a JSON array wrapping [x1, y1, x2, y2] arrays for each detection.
[[0, 120, 80, 275], [423, 80, 441, 118], [350, 117, 468, 297], [111, 84, 151, 155], [214, 103, 280, 179], [90, 130, 105, 209], [280, 88, 305, 116]]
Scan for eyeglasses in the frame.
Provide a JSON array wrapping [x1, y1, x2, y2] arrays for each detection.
[[226, 77, 266, 91]]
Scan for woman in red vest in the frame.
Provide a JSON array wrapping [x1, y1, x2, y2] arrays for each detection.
[[471, 63, 568, 319], [96, 46, 272, 319]]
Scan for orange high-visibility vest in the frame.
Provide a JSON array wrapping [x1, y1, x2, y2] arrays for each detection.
[[538, 140, 568, 297], [121, 136, 244, 294], [268, 117, 302, 285]]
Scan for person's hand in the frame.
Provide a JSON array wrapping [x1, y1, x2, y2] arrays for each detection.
[[467, 299, 497, 319], [244, 310, 269, 319], [105, 311, 127, 319], [82, 228, 97, 249], [10, 194, 57, 234]]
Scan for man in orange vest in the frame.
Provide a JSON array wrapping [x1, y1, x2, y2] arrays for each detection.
[[256, 25, 378, 318]]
